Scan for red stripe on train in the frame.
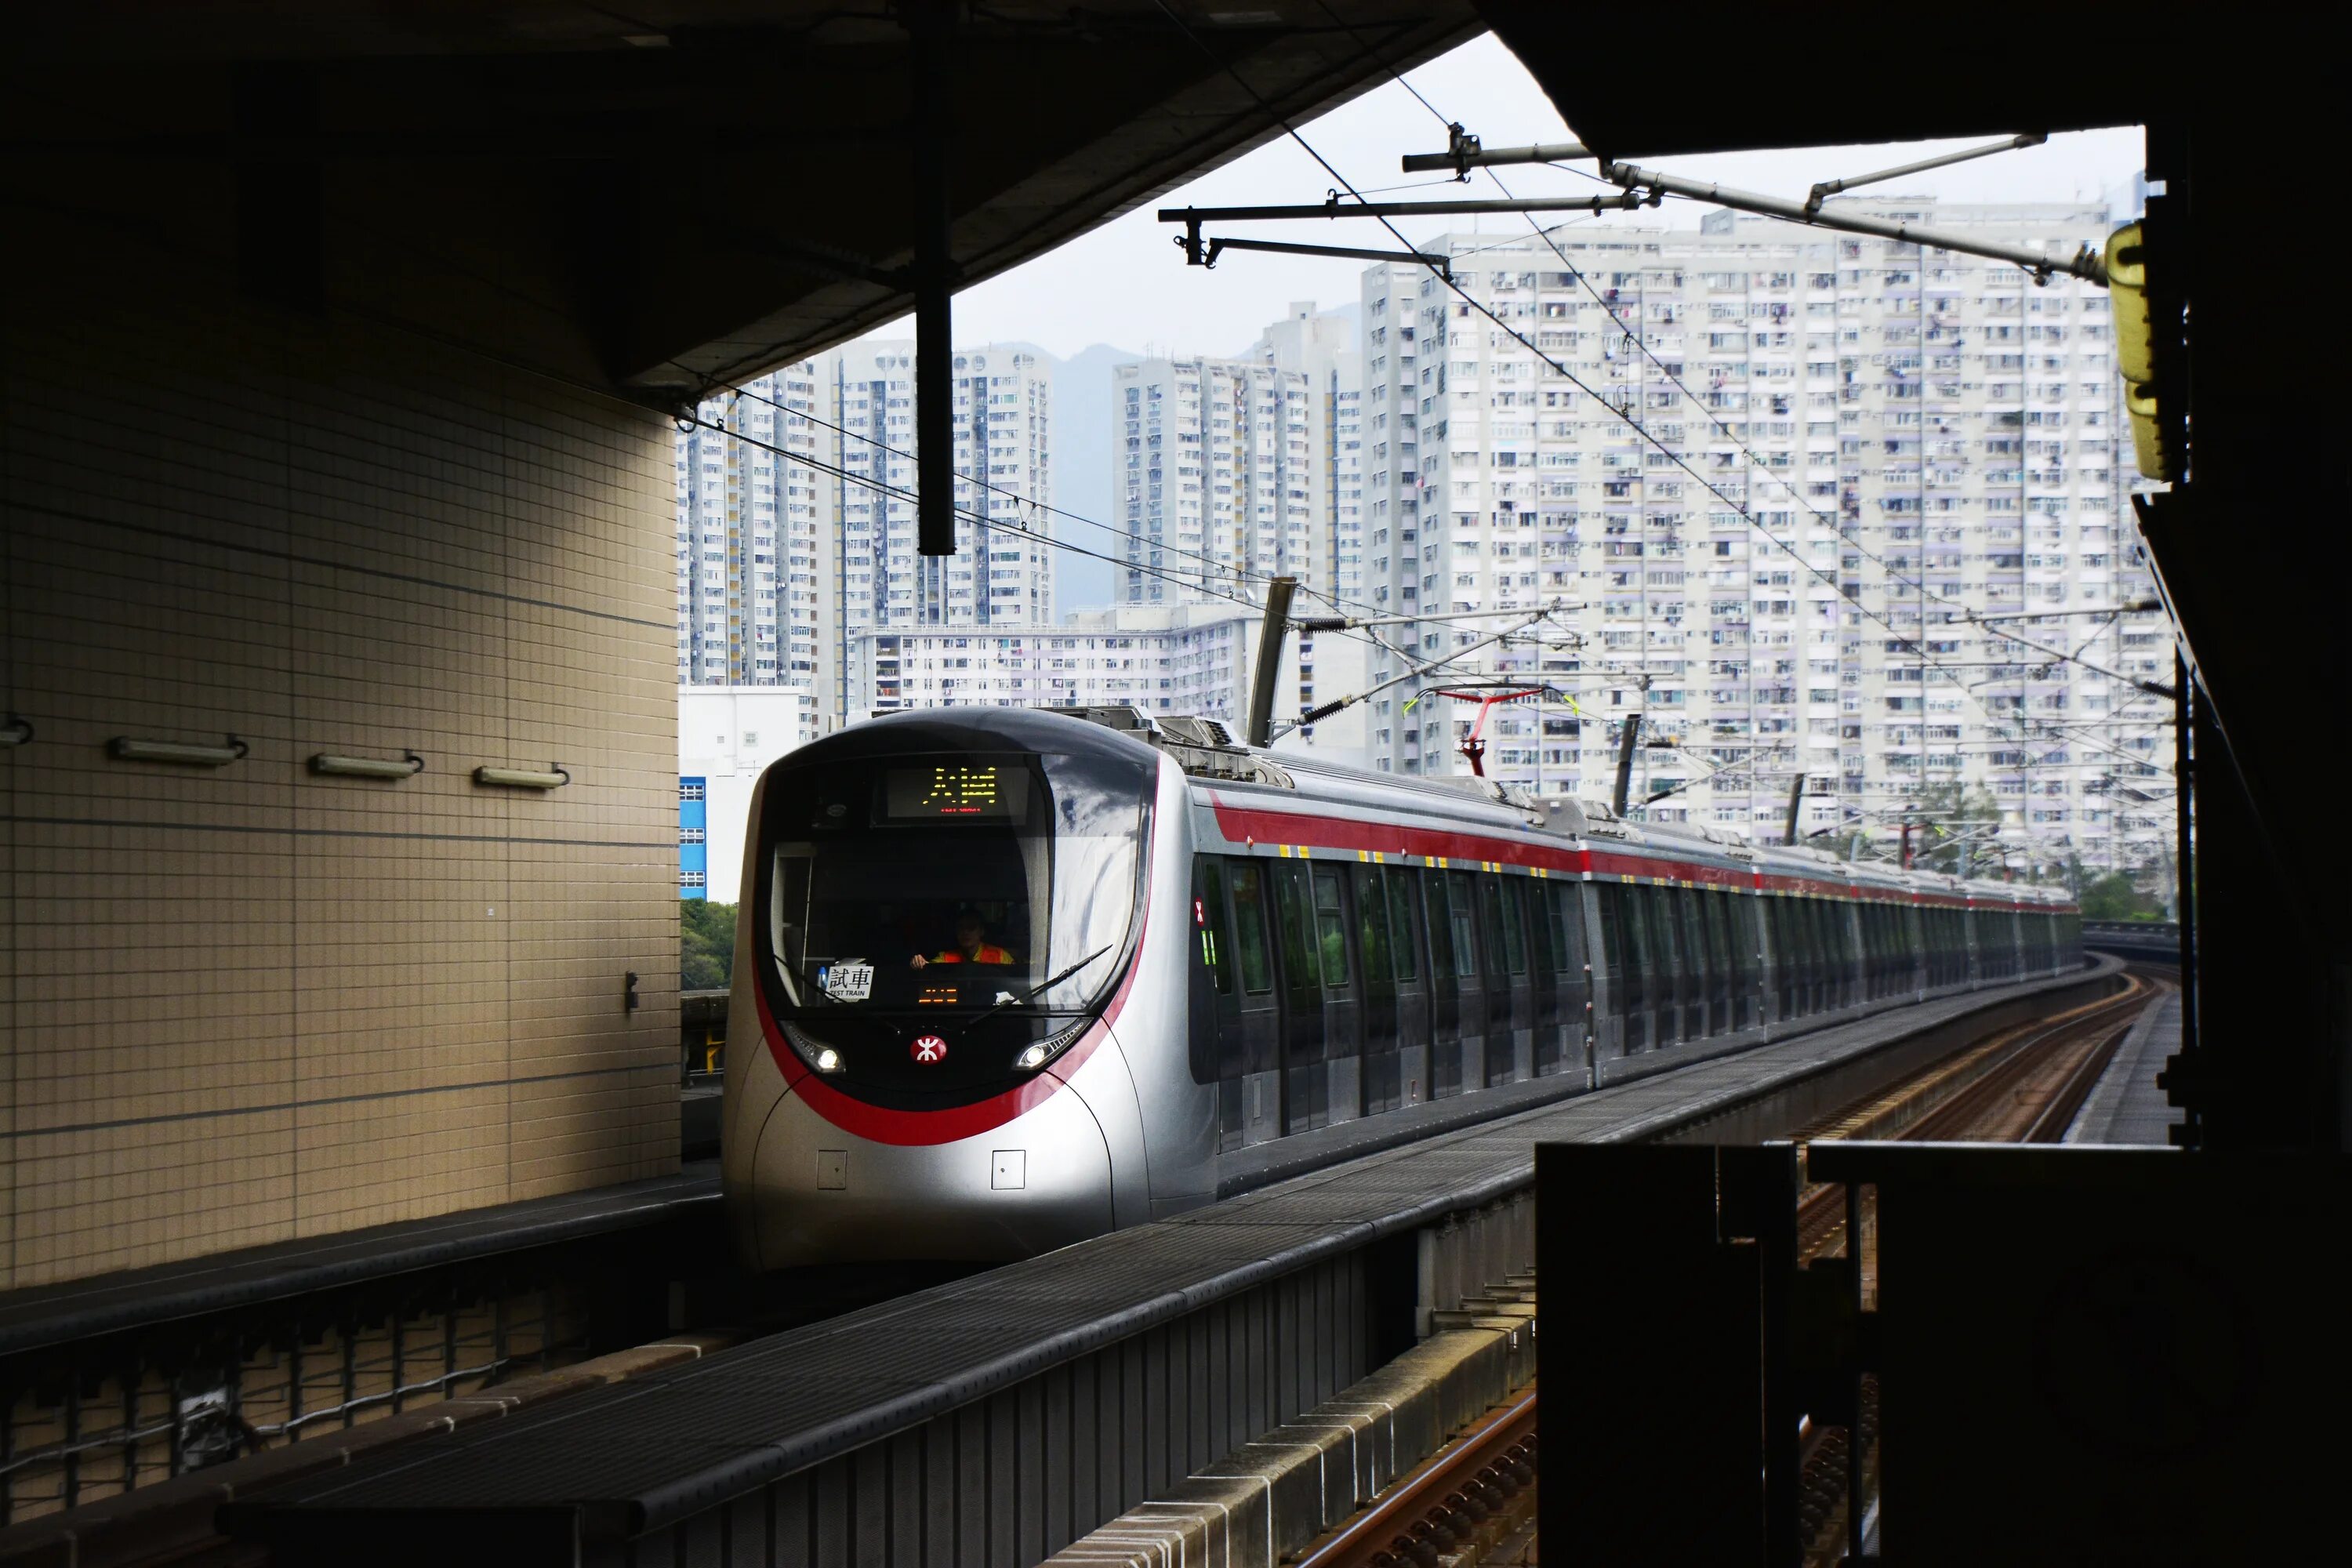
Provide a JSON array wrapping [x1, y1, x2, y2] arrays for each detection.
[[1207, 799, 2072, 913]]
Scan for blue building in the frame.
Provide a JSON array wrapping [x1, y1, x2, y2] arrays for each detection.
[[679, 776, 708, 899]]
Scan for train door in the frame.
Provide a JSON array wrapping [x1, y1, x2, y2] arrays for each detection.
[[1189, 858, 1245, 1152], [1221, 860, 1286, 1146], [1445, 870, 1489, 1091], [1386, 866, 1431, 1105], [1485, 876, 1534, 1084], [1701, 890, 1733, 1035], [1729, 894, 1760, 1032], [1619, 884, 1655, 1051], [1807, 899, 1832, 1013], [1846, 904, 1866, 1002], [1553, 882, 1595, 1076], [1774, 898, 1805, 1018], [1309, 863, 1363, 1123], [1820, 900, 1842, 1010], [1269, 862, 1327, 1134], [1831, 902, 1855, 1009], [1527, 880, 1563, 1076], [1421, 869, 1462, 1098], [1675, 887, 1710, 1040], [1352, 864, 1400, 1115], [1871, 904, 1891, 999], [1646, 887, 1686, 1045], [1594, 883, 1629, 1058]]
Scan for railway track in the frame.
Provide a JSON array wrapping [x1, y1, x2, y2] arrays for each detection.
[[1788, 970, 2169, 1563], [1293, 974, 2165, 1568], [1297, 1391, 1540, 1568]]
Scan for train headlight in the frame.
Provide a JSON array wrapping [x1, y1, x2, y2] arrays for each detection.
[[1013, 1020, 1088, 1073], [782, 1022, 845, 1073]]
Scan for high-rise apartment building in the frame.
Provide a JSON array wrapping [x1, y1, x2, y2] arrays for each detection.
[[846, 604, 1290, 722], [676, 341, 1054, 726], [1356, 203, 2169, 877], [1116, 352, 1315, 607], [674, 363, 826, 686], [1116, 306, 1363, 618]]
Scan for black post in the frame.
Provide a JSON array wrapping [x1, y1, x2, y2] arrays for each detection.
[[912, 5, 954, 558], [1246, 576, 1297, 748], [1784, 771, 1806, 847], [2173, 648, 2199, 1142], [1610, 711, 1641, 815]]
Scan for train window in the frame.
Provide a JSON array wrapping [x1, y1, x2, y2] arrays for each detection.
[[1273, 866, 1318, 997], [1195, 858, 1233, 996], [1354, 866, 1394, 989], [761, 748, 1149, 1021], [1446, 871, 1479, 978], [1545, 883, 1572, 973], [1678, 888, 1708, 988], [1422, 871, 1456, 979], [1621, 884, 1653, 1012], [1312, 866, 1351, 987], [1229, 862, 1274, 994], [1595, 884, 1627, 1013], [1386, 870, 1420, 982], [1701, 891, 1731, 1012], [1649, 887, 1683, 992], [1494, 878, 1528, 975]]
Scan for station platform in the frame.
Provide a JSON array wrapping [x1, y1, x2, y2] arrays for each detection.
[[2063, 987, 2184, 1145], [0, 1163, 719, 1359], [218, 960, 2120, 1566]]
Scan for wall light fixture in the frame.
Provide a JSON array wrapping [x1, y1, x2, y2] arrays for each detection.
[[310, 751, 426, 780], [474, 764, 571, 789], [110, 735, 249, 767]]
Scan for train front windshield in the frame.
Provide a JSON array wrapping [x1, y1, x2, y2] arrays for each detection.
[[763, 751, 1151, 1023]]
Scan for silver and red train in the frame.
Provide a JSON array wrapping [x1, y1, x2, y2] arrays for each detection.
[[721, 706, 2080, 1269]]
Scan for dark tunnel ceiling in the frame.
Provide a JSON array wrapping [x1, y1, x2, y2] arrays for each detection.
[[8, 3, 1484, 394], [8, 3, 2153, 396]]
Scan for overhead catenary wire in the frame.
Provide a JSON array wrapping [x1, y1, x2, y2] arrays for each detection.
[[1303, 9, 2168, 808], [1286, 4, 2172, 833], [683, 352, 1430, 648], [1167, 4, 2037, 778], [677, 409, 1440, 685]]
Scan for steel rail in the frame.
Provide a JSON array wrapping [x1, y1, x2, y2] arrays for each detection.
[[1295, 1389, 1539, 1568]]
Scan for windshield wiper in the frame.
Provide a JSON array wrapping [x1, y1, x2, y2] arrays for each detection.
[[964, 945, 1115, 1029]]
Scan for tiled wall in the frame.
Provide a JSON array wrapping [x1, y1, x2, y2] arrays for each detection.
[[1, 231, 681, 1290]]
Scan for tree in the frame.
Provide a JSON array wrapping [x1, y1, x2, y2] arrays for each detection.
[[1907, 782, 2002, 877], [2078, 873, 2164, 922], [682, 900, 736, 990]]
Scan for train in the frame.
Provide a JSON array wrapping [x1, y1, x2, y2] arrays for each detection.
[[720, 706, 2082, 1269]]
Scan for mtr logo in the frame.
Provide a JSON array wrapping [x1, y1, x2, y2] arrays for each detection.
[[910, 1035, 949, 1065]]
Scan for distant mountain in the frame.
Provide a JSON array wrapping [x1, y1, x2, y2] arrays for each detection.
[[1049, 343, 1142, 619]]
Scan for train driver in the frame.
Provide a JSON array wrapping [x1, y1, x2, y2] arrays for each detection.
[[909, 908, 1016, 969]]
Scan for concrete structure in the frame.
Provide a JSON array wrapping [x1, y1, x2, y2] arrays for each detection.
[[0, 235, 681, 1290], [1355, 205, 2168, 877], [2, 0, 1486, 1299], [677, 686, 822, 904]]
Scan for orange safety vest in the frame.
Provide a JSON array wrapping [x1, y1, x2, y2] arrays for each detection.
[[931, 943, 1014, 965]]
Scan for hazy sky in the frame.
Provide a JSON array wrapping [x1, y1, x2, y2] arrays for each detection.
[[901, 31, 2143, 361]]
